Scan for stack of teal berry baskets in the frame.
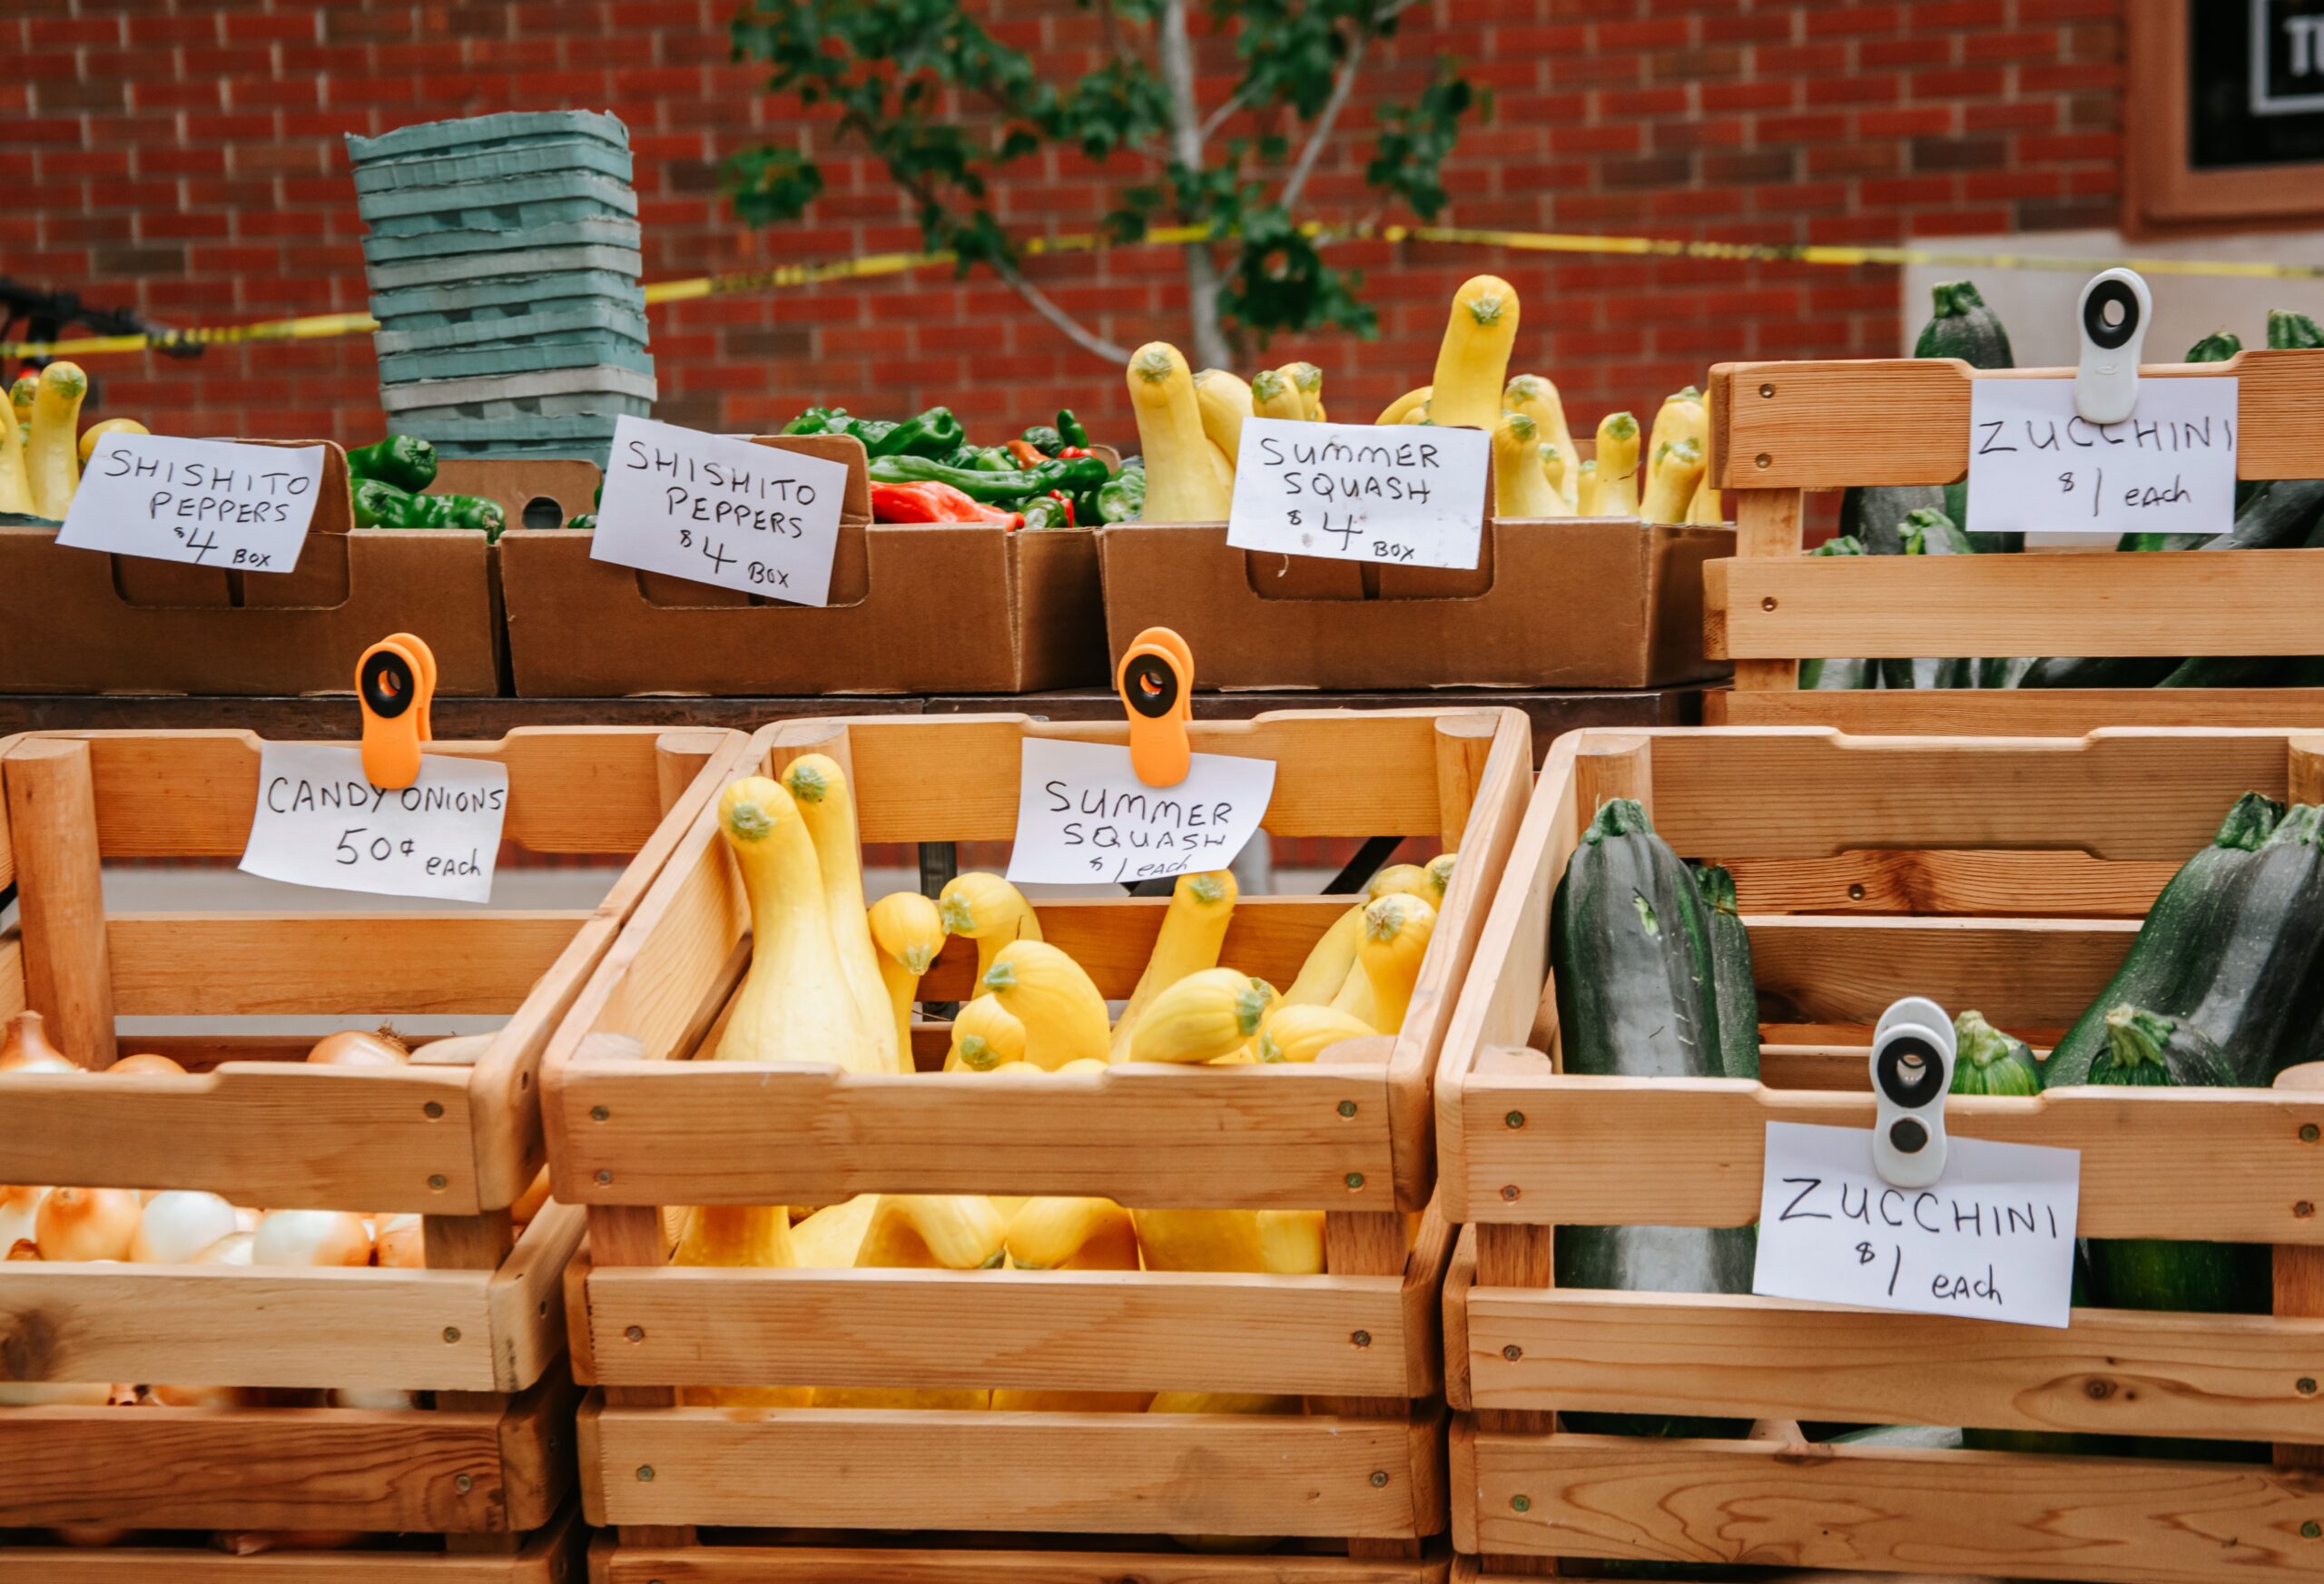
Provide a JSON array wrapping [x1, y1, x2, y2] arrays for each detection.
[[347, 109, 654, 466]]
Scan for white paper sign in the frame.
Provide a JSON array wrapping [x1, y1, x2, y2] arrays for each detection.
[[1005, 738, 1276, 887], [1965, 376, 2238, 538], [57, 434, 324, 571], [591, 415, 849, 605], [1226, 418, 1491, 569], [240, 743, 507, 904], [1751, 1121, 2081, 1329]]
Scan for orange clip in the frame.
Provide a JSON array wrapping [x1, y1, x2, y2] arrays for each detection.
[[357, 633, 437, 791], [1117, 625, 1194, 788]]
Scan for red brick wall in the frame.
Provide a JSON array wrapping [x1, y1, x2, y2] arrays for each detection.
[[5, 0, 2121, 449]]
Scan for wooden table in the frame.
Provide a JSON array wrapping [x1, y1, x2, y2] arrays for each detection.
[[0, 686, 1712, 763]]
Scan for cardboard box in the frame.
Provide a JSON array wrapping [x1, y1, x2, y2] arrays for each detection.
[[499, 434, 1108, 696], [431, 457, 601, 532], [0, 441, 501, 696], [1095, 516, 1732, 690]]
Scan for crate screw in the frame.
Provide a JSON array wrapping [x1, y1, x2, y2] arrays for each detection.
[[1338, 1100, 1357, 1117], [455, 1474, 473, 1494], [1847, 883, 1866, 900], [428, 1174, 448, 1190], [2299, 1201, 2317, 1218], [2307, 1520, 2321, 1540], [1345, 1172, 1365, 1189], [2299, 1377, 2318, 1395], [626, 1325, 645, 1343], [442, 1326, 461, 1343], [592, 1106, 610, 1122], [637, 1465, 655, 1481], [1760, 596, 1777, 612], [1511, 1495, 1531, 1513], [596, 1169, 613, 1185], [1501, 1185, 1521, 1202], [1755, 453, 1771, 469], [1758, 383, 1775, 398], [424, 1101, 444, 1119], [1504, 1110, 1525, 1129], [1370, 1471, 1389, 1488], [2303, 1123, 2319, 1143], [1503, 1343, 1522, 1361], [1352, 1330, 1373, 1348]]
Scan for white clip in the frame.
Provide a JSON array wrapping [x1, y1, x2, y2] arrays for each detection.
[[2074, 268, 2151, 426], [1869, 996, 1955, 1189]]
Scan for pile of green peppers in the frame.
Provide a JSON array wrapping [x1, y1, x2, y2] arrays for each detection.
[[345, 433, 508, 541], [780, 403, 1143, 526]]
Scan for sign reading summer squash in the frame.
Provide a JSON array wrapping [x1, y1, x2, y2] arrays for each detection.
[[58, 434, 324, 572], [1006, 738, 1276, 887], [591, 415, 850, 605], [1227, 417, 1490, 570]]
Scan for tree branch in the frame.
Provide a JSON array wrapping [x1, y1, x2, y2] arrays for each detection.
[[1279, 25, 1369, 212], [992, 254, 1133, 363], [1199, 80, 1259, 143], [1157, 0, 1233, 369]]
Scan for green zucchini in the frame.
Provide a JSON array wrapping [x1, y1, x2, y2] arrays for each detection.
[[1977, 656, 2034, 689], [1800, 536, 1876, 691], [1882, 508, 1974, 690], [1913, 280, 2020, 551], [1693, 864, 1759, 1080], [2149, 479, 2324, 681], [2186, 330, 2243, 363], [2270, 308, 2324, 349], [1964, 1248, 2112, 1457], [1838, 484, 1945, 556], [1551, 800, 1752, 1440], [2156, 655, 2292, 688], [2044, 792, 2282, 1086], [2181, 802, 2324, 1085], [2122, 332, 2253, 547], [1949, 1010, 2041, 1097]]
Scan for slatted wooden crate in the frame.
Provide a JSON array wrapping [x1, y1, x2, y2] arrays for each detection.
[[1704, 349, 2324, 733], [540, 707, 1532, 1574], [0, 725, 737, 1581], [1436, 725, 2324, 1584], [589, 1534, 1452, 1584]]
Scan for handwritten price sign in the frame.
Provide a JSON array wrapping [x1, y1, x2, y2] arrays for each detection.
[[239, 743, 508, 903], [590, 416, 849, 605], [1227, 418, 1491, 570], [57, 434, 324, 571], [1965, 377, 2238, 538], [1005, 738, 1276, 887]]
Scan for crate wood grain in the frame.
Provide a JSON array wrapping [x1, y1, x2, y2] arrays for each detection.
[[0, 1499, 585, 1583], [1436, 724, 2324, 1584], [547, 708, 1526, 1555], [590, 1539, 1451, 1584], [1701, 349, 2324, 729]]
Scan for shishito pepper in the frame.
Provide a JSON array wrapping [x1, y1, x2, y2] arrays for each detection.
[[346, 434, 438, 493], [353, 478, 506, 541], [881, 406, 965, 458], [1019, 424, 1063, 457], [868, 451, 1109, 505], [1019, 492, 1074, 530], [1095, 466, 1146, 523], [1056, 408, 1089, 448], [781, 406, 847, 436]]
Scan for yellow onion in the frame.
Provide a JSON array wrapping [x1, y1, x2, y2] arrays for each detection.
[[306, 1029, 409, 1067], [330, 1387, 419, 1410], [215, 1531, 367, 1556], [251, 1210, 372, 1268], [0, 1185, 48, 1248], [373, 1214, 424, 1270], [50, 1526, 133, 1547], [5, 1237, 37, 1261], [0, 1010, 74, 1072], [130, 1191, 239, 1264], [110, 1051, 187, 1077], [146, 1382, 252, 1408], [511, 1165, 551, 1225], [35, 1186, 143, 1261]]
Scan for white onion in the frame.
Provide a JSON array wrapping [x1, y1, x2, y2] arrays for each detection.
[[373, 1214, 424, 1270], [330, 1387, 419, 1410], [194, 1232, 254, 1266], [146, 1382, 251, 1408], [34, 1186, 143, 1262], [0, 1185, 48, 1249], [306, 1029, 409, 1067], [129, 1191, 240, 1264], [0, 1010, 75, 1073], [251, 1210, 372, 1268]]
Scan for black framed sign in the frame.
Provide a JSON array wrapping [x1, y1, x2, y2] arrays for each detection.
[[2132, 0, 2324, 227]]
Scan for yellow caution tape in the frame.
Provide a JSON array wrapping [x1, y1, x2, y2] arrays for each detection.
[[8, 222, 2324, 359]]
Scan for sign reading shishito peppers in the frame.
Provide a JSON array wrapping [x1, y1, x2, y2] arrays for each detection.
[[591, 415, 850, 605]]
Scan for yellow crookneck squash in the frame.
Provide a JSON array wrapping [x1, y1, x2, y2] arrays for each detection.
[[1353, 891, 1436, 1036], [992, 1196, 1153, 1412], [812, 1194, 1008, 1411], [672, 1205, 810, 1407], [1284, 901, 1366, 1008], [867, 890, 945, 1069], [1258, 1003, 1376, 1064], [782, 754, 901, 1073], [1127, 341, 1234, 523], [1108, 870, 1237, 1062], [939, 872, 1042, 982], [981, 940, 1110, 1069], [946, 992, 1027, 1072], [1128, 968, 1280, 1065], [1430, 276, 1521, 431], [713, 777, 880, 1072]]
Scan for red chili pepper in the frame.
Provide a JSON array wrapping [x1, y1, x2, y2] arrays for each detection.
[[1048, 489, 1077, 526], [1058, 445, 1093, 459], [871, 480, 1022, 527], [1004, 438, 1047, 467]]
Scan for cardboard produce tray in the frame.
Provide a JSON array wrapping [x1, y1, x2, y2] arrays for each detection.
[[0, 441, 502, 697], [0, 726, 738, 1569], [500, 435, 1108, 696], [541, 707, 1531, 1547], [1436, 724, 2324, 1584], [1097, 516, 1728, 692], [1707, 348, 2324, 732]]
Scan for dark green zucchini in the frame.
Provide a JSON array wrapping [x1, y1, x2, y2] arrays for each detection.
[[1551, 800, 1751, 1440], [2156, 655, 2293, 688], [1964, 1247, 2112, 1457], [2181, 802, 2324, 1084], [2186, 330, 2244, 362], [1914, 280, 2020, 551], [2045, 792, 2283, 1086], [2018, 654, 2179, 689], [2122, 332, 2251, 547], [1949, 1009, 2041, 1097], [2149, 479, 2324, 681], [2270, 308, 2324, 349], [1977, 656, 2034, 689], [1799, 536, 1876, 690], [1839, 484, 1945, 556], [1693, 864, 1760, 1080], [1882, 509, 1974, 690]]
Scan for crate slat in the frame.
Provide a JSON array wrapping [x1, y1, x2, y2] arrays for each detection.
[[1744, 915, 2134, 1028], [1722, 850, 2179, 919], [0, 1501, 584, 1582], [581, 1399, 1442, 1539], [1464, 1429, 2324, 1584], [1465, 1288, 2324, 1442], [1713, 686, 2324, 734], [594, 1541, 1448, 1584], [580, 1264, 1411, 1396]]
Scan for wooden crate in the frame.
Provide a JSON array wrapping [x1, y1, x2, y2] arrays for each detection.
[[1435, 725, 2324, 1584], [590, 1533, 1451, 1584], [0, 725, 739, 1578], [1703, 349, 2324, 733], [541, 707, 1533, 1551]]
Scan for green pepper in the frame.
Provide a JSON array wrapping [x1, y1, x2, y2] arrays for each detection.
[[353, 477, 419, 528], [346, 434, 438, 493], [883, 406, 965, 459], [1057, 408, 1089, 448], [435, 494, 507, 542], [566, 513, 596, 531], [1020, 423, 1064, 457], [1019, 493, 1072, 530], [782, 406, 844, 436], [968, 446, 1017, 472], [867, 452, 1108, 505], [936, 444, 984, 469], [1096, 467, 1146, 524], [841, 417, 900, 455]]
